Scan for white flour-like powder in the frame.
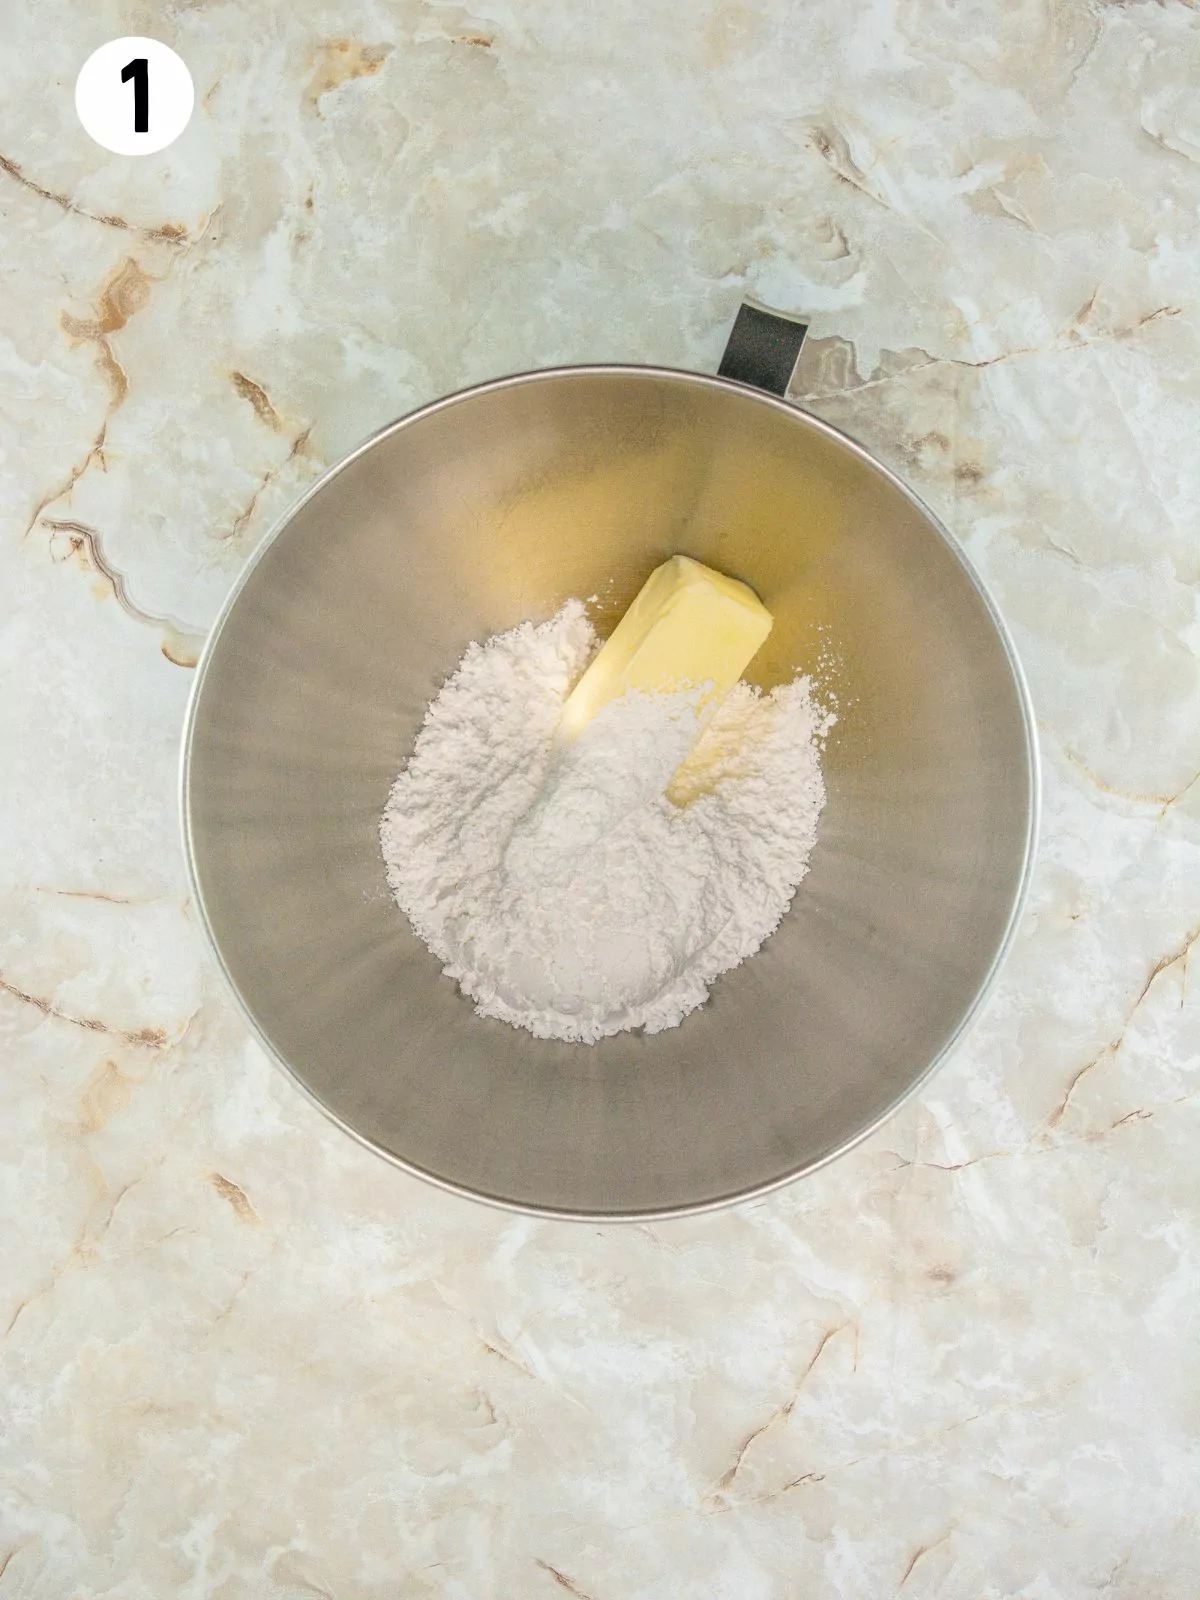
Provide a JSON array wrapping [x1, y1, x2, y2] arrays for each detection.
[[380, 601, 832, 1043]]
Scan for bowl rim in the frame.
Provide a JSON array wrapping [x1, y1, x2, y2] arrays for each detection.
[[180, 362, 1042, 1221]]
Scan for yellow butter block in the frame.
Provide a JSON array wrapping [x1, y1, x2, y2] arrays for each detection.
[[559, 555, 773, 738]]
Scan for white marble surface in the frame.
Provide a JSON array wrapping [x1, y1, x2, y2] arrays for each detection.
[[3, 0, 1199, 1594]]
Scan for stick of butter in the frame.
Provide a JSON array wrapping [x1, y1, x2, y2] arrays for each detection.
[[559, 555, 773, 738]]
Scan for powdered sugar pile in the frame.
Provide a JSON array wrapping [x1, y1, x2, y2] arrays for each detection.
[[380, 601, 832, 1043]]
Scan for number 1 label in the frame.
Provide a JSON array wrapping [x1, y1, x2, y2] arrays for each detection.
[[120, 57, 149, 134], [75, 37, 194, 155]]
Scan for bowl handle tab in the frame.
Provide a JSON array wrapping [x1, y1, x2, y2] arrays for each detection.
[[717, 299, 809, 398]]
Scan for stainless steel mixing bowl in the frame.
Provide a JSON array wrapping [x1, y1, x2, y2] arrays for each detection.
[[182, 306, 1038, 1219]]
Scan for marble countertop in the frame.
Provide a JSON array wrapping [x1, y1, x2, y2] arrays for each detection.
[[3, 1, 1199, 1594]]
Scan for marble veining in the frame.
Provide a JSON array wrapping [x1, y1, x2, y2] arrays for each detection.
[[2, 0, 1199, 1594]]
